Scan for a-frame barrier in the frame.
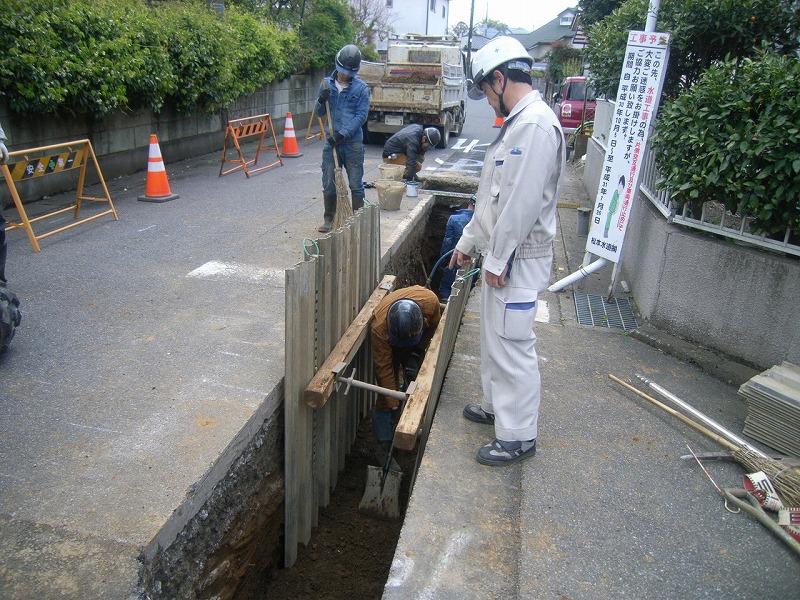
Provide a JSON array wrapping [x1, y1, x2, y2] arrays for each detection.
[[1, 139, 118, 253], [218, 113, 283, 178]]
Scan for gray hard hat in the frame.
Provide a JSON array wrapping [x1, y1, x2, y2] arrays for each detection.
[[424, 127, 441, 147]]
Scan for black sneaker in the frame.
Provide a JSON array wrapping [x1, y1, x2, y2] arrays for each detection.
[[476, 438, 536, 466], [463, 403, 495, 425]]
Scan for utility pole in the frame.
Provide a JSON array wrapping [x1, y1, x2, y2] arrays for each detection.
[[466, 0, 475, 72]]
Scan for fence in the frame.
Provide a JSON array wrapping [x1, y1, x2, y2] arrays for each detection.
[[594, 99, 799, 257], [282, 202, 474, 567]]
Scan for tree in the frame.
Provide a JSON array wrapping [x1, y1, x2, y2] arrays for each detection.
[[450, 21, 469, 38], [577, 0, 623, 28], [348, 0, 395, 58], [297, 0, 357, 71], [585, 0, 800, 100], [544, 41, 583, 87]]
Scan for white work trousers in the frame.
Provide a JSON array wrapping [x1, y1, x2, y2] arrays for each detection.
[[479, 256, 551, 442]]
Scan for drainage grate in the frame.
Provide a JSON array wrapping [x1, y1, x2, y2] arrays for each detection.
[[574, 293, 638, 330]]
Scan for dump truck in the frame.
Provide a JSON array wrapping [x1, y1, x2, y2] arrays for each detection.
[[358, 35, 467, 148]]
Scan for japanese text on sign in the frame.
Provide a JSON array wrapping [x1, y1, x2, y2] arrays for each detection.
[[586, 31, 670, 263]]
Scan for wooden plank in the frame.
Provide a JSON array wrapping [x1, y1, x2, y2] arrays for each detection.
[[393, 300, 451, 451], [304, 274, 397, 408], [283, 259, 317, 567]]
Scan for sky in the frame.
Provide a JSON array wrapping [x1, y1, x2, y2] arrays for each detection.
[[448, 0, 576, 33]]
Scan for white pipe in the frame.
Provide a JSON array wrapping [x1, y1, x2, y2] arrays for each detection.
[[548, 258, 608, 292], [636, 374, 768, 458]]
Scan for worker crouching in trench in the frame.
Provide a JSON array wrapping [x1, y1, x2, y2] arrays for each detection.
[[370, 286, 441, 466]]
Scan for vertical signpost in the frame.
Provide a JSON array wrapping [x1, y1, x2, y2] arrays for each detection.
[[549, 30, 670, 293]]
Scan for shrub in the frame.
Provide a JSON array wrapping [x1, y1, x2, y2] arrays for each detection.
[[652, 51, 800, 236], [586, 0, 800, 100], [0, 0, 301, 117]]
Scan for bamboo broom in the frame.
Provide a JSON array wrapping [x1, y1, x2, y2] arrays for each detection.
[[324, 98, 353, 230], [609, 374, 800, 508]]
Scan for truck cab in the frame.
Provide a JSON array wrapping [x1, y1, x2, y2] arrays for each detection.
[[553, 76, 596, 134]]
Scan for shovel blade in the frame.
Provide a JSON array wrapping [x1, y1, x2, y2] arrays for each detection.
[[358, 465, 402, 520]]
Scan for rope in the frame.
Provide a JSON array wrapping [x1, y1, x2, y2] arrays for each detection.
[[303, 237, 320, 257]]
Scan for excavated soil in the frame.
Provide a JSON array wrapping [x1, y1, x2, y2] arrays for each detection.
[[236, 418, 416, 599]]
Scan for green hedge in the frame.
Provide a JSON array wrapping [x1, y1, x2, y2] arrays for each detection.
[[0, 0, 298, 117], [653, 51, 800, 236]]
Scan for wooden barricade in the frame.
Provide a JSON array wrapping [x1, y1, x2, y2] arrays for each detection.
[[1, 139, 118, 252], [219, 113, 283, 178], [305, 115, 327, 142]]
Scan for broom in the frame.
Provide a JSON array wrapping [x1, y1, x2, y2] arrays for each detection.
[[609, 374, 800, 508], [324, 97, 353, 230]]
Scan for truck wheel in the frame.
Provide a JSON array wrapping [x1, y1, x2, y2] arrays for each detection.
[[437, 119, 450, 149], [362, 124, 374, 145]]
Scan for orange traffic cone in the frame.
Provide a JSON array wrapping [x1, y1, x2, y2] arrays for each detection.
[[492, 116, 504, 128], [138, 134, 179, 203], [280, 112, 303, 158]]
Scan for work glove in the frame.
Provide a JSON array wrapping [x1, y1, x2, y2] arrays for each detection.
[[318, 88, 330, 104], [327, 132, 344, 146], [0, 141, 7, 165]]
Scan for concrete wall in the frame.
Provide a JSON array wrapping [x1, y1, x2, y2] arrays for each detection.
[[583, 139, 800, 371], [1, 70, 325, 206]]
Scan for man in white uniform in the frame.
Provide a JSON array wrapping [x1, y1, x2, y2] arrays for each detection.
[[449, 37, 565, 466]]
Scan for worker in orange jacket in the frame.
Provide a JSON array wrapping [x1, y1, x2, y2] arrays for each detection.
[[371, 286, 441, 462]]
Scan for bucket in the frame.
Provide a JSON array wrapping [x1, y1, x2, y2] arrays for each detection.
[[577, 207, 591, 236], [379, 163, 405, 181], [375, 179, 405, 211], [406, 182, 419, 198]]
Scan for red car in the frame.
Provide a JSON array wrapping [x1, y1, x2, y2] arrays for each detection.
[[553, 76, 596, 134]]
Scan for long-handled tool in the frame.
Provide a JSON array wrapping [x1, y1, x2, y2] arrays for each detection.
[[324, 94, 353, 230], [333, 363, 413, 520], [610, 374, 800, 507]]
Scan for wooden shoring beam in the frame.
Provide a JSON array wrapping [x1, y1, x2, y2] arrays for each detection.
[[392, 300, 450, 451], [304, 274, 396, 409]]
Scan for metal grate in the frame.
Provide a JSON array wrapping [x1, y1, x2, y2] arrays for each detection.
[[574, 293, 638, 330]]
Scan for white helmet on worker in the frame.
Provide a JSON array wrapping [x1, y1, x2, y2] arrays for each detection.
[[468, 36, 533, 100]]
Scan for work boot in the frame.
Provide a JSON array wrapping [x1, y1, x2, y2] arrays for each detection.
[[352, 195, 364, 212], [463, 403, 495, 425], [318, 195, 337, 232], [476, 438, 536, 466]]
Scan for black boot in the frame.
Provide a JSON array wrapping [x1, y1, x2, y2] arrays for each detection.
[[352, 195, 364, 212], [318, 195, 337, 232]]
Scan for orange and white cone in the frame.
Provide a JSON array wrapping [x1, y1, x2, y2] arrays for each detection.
[[138, 134, 179, 203], [280, 112, 303, 158], [492, 116, 504, 128]]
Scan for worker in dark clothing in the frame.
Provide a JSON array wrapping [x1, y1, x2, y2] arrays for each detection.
[[438, 197, 475, 301], [382, 124, 441, 181], [370, 285, 441, 464], [0, 121, 22, 356]]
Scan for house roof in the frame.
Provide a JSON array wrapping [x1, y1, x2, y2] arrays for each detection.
[[512, 7, 577, 50]]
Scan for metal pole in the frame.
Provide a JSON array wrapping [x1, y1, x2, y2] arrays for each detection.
[[636, 375, 768, 458], [645, 0, 660, 32], [466, 0, 476, 71]]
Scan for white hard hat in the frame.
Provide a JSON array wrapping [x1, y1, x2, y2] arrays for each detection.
[[468, 37, 533, 100]]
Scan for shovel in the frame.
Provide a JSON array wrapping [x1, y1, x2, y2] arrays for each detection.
[[333, 365, 410, 520], [358, 443, 403, 520]]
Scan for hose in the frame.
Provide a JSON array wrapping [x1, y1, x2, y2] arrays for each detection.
[[425, 248, 454, 289]]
